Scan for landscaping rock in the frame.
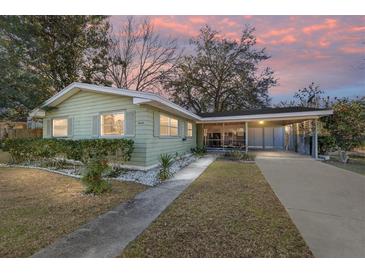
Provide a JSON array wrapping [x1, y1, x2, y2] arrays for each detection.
[[1, 154, 199, 187], [116, 154, 198, 186]]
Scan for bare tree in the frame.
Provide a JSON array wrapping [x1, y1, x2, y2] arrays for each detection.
[[294, 82, 325, 108], [274, 100, 298, 108], [107, 17, 180, 91]]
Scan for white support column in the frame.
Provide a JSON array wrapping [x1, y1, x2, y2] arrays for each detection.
[[314, 119, 318, 159], [245, 122, 248, 153], [222, 123, 225, 148]]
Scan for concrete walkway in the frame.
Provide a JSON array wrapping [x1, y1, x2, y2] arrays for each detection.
[[32, 155, 216, 258], [256, 151, 365, 257]]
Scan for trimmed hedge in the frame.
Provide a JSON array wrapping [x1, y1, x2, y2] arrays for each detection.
[[3, 138, 134, 164]]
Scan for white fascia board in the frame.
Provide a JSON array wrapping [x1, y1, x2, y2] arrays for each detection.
[[133, 97, 152, 104], [197, 110, 333, 123]]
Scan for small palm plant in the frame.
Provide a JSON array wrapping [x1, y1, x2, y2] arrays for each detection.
[[158, 153, 174, 181]]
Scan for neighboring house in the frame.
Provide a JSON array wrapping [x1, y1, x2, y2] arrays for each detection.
[[0, 121, 27, 139], [30, 83, 333, 169], [27, 116, 43, 129]]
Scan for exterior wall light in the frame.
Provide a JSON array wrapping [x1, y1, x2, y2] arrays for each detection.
[[259, 121, 264, 125]]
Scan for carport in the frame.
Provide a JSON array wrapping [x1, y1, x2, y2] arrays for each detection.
[[196, 107, 333, 158]]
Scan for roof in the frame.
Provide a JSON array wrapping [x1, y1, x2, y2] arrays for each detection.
[[31, 82, 201, 120], [30, 82, 333, 122], [198, 107, 330, 117]]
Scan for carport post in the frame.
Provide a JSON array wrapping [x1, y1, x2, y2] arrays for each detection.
[[314, 119, 318, 159], [245, 122, 248, 153]]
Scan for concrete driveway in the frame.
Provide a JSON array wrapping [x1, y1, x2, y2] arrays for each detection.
[[255, 151, 365, 257]]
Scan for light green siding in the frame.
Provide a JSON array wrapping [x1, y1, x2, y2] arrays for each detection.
[[144, 107, 196, 166], [43, 90, 196, 167]]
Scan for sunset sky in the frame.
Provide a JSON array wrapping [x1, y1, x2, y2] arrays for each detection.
[[111, 15, 365, 103]]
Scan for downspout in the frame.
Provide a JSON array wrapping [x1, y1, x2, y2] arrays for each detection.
[[245, 122, 248, 153]]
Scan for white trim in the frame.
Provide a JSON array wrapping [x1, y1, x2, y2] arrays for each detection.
[[187, 122, 193, 138], [197, 110, 333, 123], [159, 114, 179, 137], [120, 163, 159, 171], [100, 110, 126, 137], [39, 82, 201, 121], [133, 97, 152, 104], [31, 82, 333, 123], [52, 117, 68, 138]]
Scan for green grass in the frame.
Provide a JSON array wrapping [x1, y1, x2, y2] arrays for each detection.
[[325, 155, 365, 175], [0, 167, 147, 257], [122, 160, 312, 258]]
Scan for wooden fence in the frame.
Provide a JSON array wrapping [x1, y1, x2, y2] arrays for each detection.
[[4, 128, 43, 139]]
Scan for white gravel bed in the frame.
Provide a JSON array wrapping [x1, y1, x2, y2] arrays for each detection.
[[115, 154, 198, 186], [0, 154, 198, 186]]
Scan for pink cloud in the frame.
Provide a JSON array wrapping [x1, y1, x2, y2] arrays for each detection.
[[151, 17, 198, 36], [319, 38, 330, 48], [188, 17, 207, 25], [220, 18, 238, 27], [256, 37, 266, 44], [270, 34, 297, 45], [340, 46, 365, 54], [302, 18, 337, 34], [349, 26, 365, 32], [262, 27, 294, 38]]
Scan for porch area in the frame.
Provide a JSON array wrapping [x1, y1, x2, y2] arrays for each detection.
[[197, 119, 320, 158]]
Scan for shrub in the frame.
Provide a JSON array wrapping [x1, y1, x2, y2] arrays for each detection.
[[3, 138, 134, 195], [318, 135, 336, 155], [322, 100, 365, 163], [191, 146, 207, 157], [81, 157, 111, 195], [158, 153, 174, 181], [3, 138, 134, 164], [105, 165, 125, 178], [223, 150, 254, 161], [3, 138, 30, 163]]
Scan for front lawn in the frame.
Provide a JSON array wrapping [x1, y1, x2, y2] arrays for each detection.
[[122, 160, 312, 257], [0, 167, 147, 257], [325, 154, 365, 175]]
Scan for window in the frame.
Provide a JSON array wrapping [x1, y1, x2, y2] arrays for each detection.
[[101, 112, 125, 136], [52, 118, 68, 137], [160, 114, 178, 136], [187, 122, 193, 137]]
